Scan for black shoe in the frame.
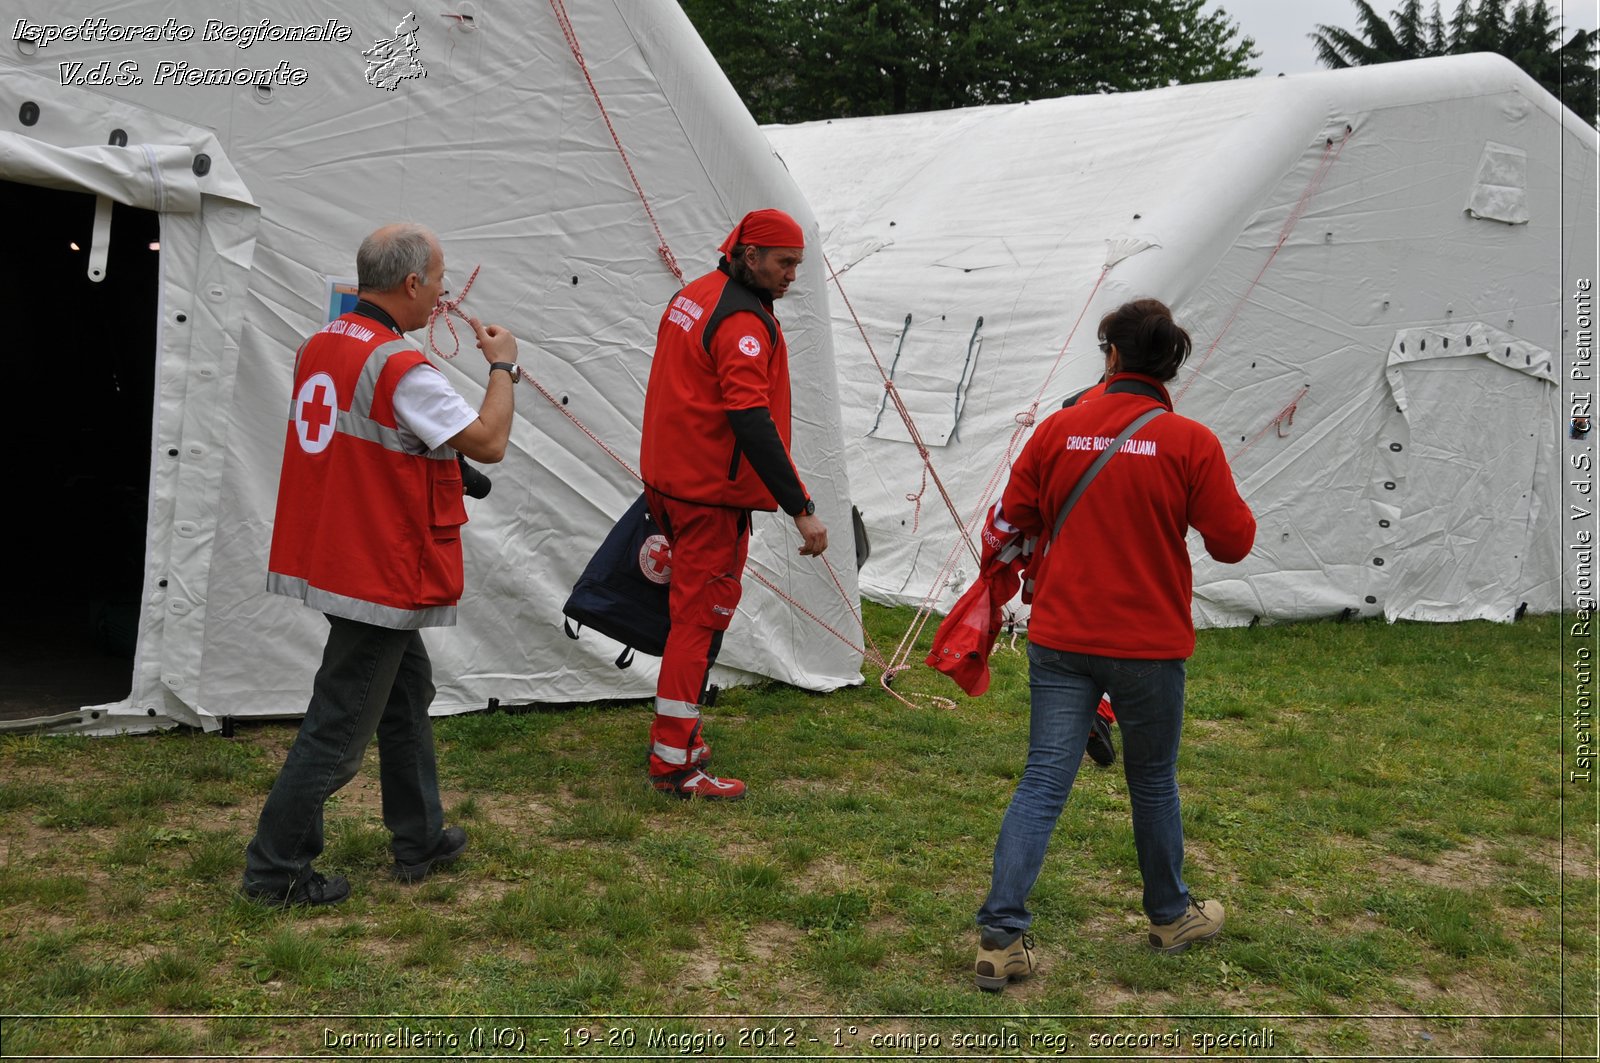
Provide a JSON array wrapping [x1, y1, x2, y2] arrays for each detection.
[[1085, 715, 1116, 767], [393, 826, 468, 884], [243, 870, 351, 909]]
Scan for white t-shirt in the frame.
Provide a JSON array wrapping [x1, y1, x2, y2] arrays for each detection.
[[391, 363, 478, 453]]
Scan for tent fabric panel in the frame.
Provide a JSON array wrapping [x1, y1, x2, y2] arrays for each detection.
[[1, 0, 864, 734], [1383, 344, 1555, 622], [767, 53, 1592, 628], [1466, 140, 1530, 224]]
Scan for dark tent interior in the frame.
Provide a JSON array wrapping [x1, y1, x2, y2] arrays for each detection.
[[0, 179, 158, 721]]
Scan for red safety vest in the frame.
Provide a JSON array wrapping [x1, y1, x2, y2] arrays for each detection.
[[266, 314, 468, 628], [640, 267, 795, 510]]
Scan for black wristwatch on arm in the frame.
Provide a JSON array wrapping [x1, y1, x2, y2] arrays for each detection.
[[801, 498, 815, 516], [490, 362, 521, 382]]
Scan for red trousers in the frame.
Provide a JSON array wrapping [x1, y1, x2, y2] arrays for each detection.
[[644, 489, 749, 776]]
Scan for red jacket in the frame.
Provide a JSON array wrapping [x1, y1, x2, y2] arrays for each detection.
[[266, 314, 468, 629], [1004, 374, 1255, 658], [640, 266, 799, 510]]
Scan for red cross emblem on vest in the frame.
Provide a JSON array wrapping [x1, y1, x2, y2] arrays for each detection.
[[294, 371, 339, 454], [638, 533, 672, 585]]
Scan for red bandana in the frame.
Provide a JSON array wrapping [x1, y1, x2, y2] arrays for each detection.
[[718, 209, 804, 257]]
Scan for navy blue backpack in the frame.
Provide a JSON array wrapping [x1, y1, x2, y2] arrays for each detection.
[[562, 493, 672, 668]]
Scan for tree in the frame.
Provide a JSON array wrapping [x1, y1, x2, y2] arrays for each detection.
[[1310, 0, 1597, 125], [1311, 0, 1433, 67], [677, 0, 1259, 124]]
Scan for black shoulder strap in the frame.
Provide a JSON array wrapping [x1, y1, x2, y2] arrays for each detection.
[[1048, 408, 1166, 545]]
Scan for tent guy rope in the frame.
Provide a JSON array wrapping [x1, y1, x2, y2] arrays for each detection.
[[422, 265, 906, 697], [824, 250, 1113, 696], [536, 4, 913, 688], [547, 0, 684, 283], [1176, 126, 1354, 403]]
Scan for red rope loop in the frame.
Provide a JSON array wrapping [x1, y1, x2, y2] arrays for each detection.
[[877, 667, 957, 712], [425, 264, 482, 361]]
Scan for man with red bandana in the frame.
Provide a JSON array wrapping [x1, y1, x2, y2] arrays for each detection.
[[639, 209, 829, 799]]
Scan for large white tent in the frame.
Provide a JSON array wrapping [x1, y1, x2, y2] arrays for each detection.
[[1, 0, 863, 734], [764, 54, 1595, 627]]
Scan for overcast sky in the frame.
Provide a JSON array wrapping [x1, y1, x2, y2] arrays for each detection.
[[1205, 0, 1600, 77]]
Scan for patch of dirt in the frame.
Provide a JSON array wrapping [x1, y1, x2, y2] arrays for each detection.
[[792, 854, 853, 892], [1373, 836, 1553, 889], [745, 922, 804, 962], [735, 922, 834, 1014]]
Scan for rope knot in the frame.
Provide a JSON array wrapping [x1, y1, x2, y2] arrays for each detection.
[[426, 263, 482, 360]]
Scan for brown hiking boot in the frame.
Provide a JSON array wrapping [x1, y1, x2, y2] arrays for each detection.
[[974, 930, 1035, 991], [1148, 898, 1225, 954]]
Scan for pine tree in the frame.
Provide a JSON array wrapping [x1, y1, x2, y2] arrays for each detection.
[[1310, 0, 1596, 125]]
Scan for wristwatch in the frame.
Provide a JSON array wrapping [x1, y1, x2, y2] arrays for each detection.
[[802, 498, 816, 517], [490, 362, 521, 382]]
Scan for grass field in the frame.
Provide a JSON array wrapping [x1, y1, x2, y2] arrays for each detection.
[[0, 606, 1593, 1060]]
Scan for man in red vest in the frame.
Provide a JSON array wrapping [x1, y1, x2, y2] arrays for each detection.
[[639, 209, 829, 799], [243, 223, 520, 907]]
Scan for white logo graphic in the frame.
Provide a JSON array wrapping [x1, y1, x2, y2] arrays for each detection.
[[364, 12, 426, 90], [738, 335, 761, 357], [294, 372, 339, 454], [639, 534, 672, 585]]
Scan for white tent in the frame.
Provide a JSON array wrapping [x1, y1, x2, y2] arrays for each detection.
[[764, 54, 1595, 627], [1, 0, 862, 735]]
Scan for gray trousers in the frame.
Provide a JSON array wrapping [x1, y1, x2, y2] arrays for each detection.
[[243, 615, 443, 891]]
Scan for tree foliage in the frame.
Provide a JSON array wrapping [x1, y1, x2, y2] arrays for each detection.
[[678, 0, 1259, 124], [1311, 0, 1598, 124]]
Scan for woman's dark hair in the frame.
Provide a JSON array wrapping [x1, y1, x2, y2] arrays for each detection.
[[1097, 298, 1192, 382]]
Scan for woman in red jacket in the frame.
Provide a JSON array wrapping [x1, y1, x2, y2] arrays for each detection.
[[974, 298, 1256, 991]]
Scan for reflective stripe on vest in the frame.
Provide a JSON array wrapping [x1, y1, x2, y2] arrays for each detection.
[[266, 573, 457, 630], [284, 339, 454, 458]]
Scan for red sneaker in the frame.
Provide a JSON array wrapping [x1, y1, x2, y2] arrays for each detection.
[[652, 767, 746, 800]]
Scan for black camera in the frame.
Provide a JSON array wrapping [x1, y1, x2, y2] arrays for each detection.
[[458, 454, 492, 498]]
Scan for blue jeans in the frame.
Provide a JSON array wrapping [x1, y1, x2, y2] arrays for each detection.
[[243, 616, 444, 891], [978, 643, 1190, 937]]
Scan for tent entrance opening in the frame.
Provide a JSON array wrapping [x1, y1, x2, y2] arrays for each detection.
[[0, 179, 159, 722]]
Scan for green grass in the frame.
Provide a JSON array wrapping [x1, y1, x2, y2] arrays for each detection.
[[0, 607, 1592, 1060]]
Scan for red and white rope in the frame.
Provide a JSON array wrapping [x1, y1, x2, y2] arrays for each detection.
[[1176, 127, 1354, 403], [426, 264, 482, 361], [547, 0, 684, 283]]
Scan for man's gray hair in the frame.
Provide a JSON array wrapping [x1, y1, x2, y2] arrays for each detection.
[[357, 224, 434, 292]]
